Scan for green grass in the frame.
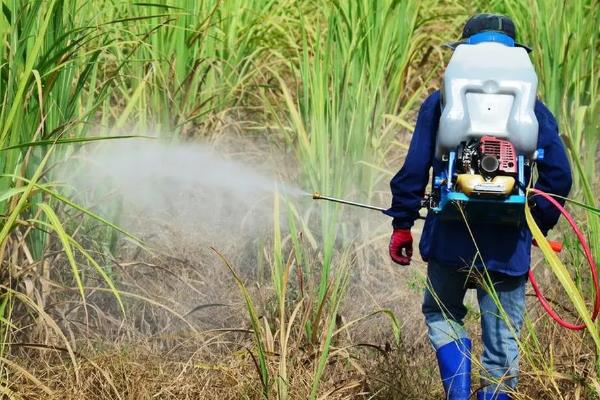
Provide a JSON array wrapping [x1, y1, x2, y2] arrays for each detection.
[[0, 0, 139, 382]]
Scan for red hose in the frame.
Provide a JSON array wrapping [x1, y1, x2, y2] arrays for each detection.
[[528, 188, 600, 331]]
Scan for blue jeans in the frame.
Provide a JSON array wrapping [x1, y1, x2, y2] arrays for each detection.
[[422, 260, 527, 393]]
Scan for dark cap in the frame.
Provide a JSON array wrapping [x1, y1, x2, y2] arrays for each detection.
[[446, 13, 532, 52], [462, 13, 516, 40]]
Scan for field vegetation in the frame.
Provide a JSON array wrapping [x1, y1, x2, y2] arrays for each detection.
[[0, 0, 598, 399]]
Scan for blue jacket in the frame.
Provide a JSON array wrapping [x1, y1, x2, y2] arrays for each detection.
[[384, 91, 572, 276]]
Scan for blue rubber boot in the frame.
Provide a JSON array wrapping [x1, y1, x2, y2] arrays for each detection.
[[436, 338, 472, 399], [477, 391, 511, 400]]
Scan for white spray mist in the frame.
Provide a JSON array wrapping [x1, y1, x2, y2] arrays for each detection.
[[58, 139, 305, 251]]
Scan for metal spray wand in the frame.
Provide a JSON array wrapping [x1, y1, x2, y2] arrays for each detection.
[[311, 192, 427, 220], [311, 192, 387, 212]]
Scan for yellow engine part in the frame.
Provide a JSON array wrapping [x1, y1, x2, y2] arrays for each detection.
[[456, 174, 515, 196]]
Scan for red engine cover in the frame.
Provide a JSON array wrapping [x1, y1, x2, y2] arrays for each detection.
[[479, 136, 517, 174]]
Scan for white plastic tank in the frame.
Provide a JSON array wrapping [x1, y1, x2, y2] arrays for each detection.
[[435, 42, 538, 159]]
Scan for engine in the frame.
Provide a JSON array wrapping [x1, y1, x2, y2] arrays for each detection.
[[455, 136, 518, 196]]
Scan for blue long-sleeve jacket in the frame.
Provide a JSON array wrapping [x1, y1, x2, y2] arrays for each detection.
[[384, 91, 572, 276]]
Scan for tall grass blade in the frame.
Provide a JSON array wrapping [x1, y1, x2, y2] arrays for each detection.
[[211, 247, 270, 398], [37, 203, 86, 307]]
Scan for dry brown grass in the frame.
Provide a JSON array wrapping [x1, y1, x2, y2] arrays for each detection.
[[6, 219, 597, 400]]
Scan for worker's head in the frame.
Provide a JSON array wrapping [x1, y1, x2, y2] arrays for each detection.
[[446, 13, 531, 52]]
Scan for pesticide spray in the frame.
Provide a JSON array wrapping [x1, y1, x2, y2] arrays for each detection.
[[58, 139, 306, 252], [59, 138, 388, 257]]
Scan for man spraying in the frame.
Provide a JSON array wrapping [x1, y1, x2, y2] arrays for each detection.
[[385, 14, 572, 400]]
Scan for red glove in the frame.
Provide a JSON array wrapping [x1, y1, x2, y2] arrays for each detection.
[[389, 228, 413, 266]]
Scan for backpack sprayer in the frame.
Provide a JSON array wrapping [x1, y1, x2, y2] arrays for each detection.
[[313, 41, 599, 331], [431, 40, 538, 224]]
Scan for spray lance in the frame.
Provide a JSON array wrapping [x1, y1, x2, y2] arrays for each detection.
[[312, 192, 427, 219], [312, 192, 386, 212]]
